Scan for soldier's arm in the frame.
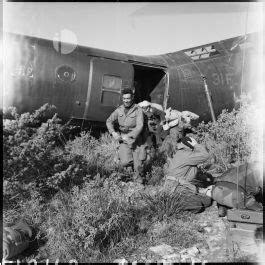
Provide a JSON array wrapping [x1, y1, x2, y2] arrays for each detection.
[[106, 109, 119, 134], [186, 144, 210, 166], [127, 107, 144, 139]]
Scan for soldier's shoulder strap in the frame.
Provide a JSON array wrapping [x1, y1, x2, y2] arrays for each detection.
[[115, 105, 125, 113], [135, 104, 143, 113]]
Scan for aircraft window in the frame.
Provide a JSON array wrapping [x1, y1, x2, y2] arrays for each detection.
[[102, 75, 122, 91], [56, 66, 76, 82], [101, 75, 122, 106], [184, 45, 220, 61], [101, 91, 120, 106]]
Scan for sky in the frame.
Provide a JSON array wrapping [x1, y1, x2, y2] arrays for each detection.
[[2, 2, 265, 55]]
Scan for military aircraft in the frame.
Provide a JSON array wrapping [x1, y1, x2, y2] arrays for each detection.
[[3, 31, 260, 129]]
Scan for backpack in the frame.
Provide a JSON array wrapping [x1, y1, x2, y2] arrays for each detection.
[[3, 222, 32, 260], [212, 163, 262, 210]]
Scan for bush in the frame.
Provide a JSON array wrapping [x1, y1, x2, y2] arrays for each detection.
[[144, 151, 167, 185], [4, 97, 261, 262], [3, 104, 91, 203], [94, 132, 121, 173], [39, 178, 141, 262], [65, 131, 122, 177], [146, 215, 206, 249], [139, 185, 189, 221], [196, 95, 262, 172]]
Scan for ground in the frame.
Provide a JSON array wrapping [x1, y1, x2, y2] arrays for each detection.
[[114, 202, 263, 263]]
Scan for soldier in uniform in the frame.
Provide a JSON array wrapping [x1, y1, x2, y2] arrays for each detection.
[[164, 136, 211, 192], [106, 89, 146, 183]]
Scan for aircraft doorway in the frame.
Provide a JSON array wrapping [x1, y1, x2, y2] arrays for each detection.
[[132, 64, 167, 107]]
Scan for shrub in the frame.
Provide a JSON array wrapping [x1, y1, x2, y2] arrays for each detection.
[[65, 131, 122, 176], [39, 179, 140, 262], [94, 132, 121, 173], [144, 151, 167, 185], [139, 185, 188, 221], [147, 215, 206, 249], [3, 104, 91, 203], [196, 95, 262, 172]]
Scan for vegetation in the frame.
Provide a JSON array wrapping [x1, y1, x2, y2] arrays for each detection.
[[3, 96, 261, 262], [196, 95, 262, 172]]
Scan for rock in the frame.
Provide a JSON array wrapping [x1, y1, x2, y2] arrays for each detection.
[[199, 248, 208, 256], [179, 249, 187, 255], [204, 227, 212, 233], [113, 258, 128, 264], [200, 221, 212, 228], [188, 246, 200, 255], [180, 255, 192, 263], [148, 221, 170, 237], [149, 244, 175, 256], [162, 253, 181, 262], [179, 246, 200, 256]]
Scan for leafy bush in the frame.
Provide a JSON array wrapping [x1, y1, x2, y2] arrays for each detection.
[[94, 132, 121, 173], [4, 96, 261, 262], [146, 215, 206, 249], [144, 151, 167, 185], [39, 179, 141, 262], [65, 131, 122, 177], [107, 212, 206, 262], [196, 95, 262, 172], [139, 186, 188, 221], [3, 104, 91, 203]]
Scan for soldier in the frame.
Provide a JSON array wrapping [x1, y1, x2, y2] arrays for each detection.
[[163, 136, 212, 213], [138, 100, 165, 150], [160, 108, 199, 158], [106, 89, 146, 184], [164, 136, 210, 192]]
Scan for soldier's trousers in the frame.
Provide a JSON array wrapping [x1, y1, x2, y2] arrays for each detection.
[[163, 176, 212, 213], [118, 142, 147, 178]]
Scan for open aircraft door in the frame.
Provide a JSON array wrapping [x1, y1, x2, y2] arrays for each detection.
[[83, 58, 133, 121]]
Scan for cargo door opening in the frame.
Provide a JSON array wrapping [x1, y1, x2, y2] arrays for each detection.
[[132, 64, 167, 107]]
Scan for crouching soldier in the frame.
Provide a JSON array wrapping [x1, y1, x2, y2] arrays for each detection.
[[106, 89, 146, 184], [163, 136, 212, 213]]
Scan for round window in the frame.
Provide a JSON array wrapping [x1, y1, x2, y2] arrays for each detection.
[[56, 65, 76, 82]]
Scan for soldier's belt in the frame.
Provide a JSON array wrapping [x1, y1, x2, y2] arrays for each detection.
[[119, 128, 132, 134], [165, 176, 179, 182]]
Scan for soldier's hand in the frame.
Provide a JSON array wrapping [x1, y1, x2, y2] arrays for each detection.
[[197, 163, 204, 169], [112, 132, 121, 141], [187, 137, 197, 147], [121, 134, 131, 144]]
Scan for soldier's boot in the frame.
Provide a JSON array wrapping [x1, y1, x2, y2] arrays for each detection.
[[123, 165, 134, 181], [217, 204, 228, 217], [133, 174, 144, 184], [125, 165, 133, 174], [133, 160, 144, 184], [133, 165, 144, 184]]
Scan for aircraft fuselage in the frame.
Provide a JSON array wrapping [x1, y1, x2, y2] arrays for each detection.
[[3, 32, 260, 126]]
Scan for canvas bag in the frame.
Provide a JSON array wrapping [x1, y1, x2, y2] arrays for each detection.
[[212, 163, 262, 209]]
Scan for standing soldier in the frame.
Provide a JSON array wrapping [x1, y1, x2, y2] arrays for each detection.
[[106, 89, 146, 184]]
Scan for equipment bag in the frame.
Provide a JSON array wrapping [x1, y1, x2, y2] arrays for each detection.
[[212, 163, 263, 210], [212, 181, 245, 208], [3, 222, 32, 260]]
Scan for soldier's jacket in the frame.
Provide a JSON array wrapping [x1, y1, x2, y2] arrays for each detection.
[[106, 104, 144, 141], [164, 143, 210, 182]]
